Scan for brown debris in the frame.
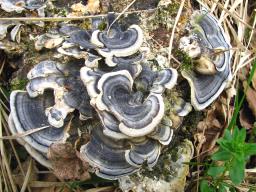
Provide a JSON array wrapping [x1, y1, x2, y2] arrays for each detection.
[[195, 96, 228, 159], [12, 158, 38, 188], [69, 0, 100, 16], [239, 106, 255, 129], [150, 27, 171, 47], [86, 0, 100, 14], [243, 81, 256, 118], [252, 70, 256, 90], [47, 142, 90, 181]]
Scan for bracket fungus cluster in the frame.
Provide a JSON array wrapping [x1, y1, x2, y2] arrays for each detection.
[[179, 9, 232, 110], [8, 10, 232, 180], [0, 0, 45, 13]]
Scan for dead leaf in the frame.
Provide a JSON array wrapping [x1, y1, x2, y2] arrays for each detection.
[[239, 106, 255, 129], [70, 0, 100, 16], [71, 2, 87, 14], [252, 69, 256, 90], [85, 186, 116, 192], [12, 158, 38, 188], [86, 0, 100, 14], [33, 186, 71, 192], [195, 97, 228, 159], [47, 142, 90, 181], [244, 81, 256, 117]]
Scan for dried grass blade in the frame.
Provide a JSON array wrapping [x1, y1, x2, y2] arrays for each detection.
[[20, 159, 33, 192], [168, 0, 186, 63], [0, 8, 157, 22], [0, 125, 49, 140], [246, 14, 256, 48], [0, 162, 10, 192], [107, 0, 137, 34], [0, 110, 17, 192], [85, 186, 115, 192]]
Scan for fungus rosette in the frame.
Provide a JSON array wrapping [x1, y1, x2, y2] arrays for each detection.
[[79, 64, 178, 179], [179, 10, 232, 110], [0, 0, 45, 13], [58, 12, 145, 69], [8, 12, 188, 180], [9, 60, 93, 167]]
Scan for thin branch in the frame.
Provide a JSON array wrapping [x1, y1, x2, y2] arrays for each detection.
[[167, 0, 186, 64], [0, 126, 49, 140], [0, 8, 156, 22], [107, 0, 137, 34]]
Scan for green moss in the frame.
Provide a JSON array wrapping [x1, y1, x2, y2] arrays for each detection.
[[154, 2, 180, 29], [164, 98, 171, 112], [173, 49, 193, 71], [244, 27, 252, 44], [10, 78, 28, 90], [193, 13, 207, 24], [167, 3, 180, 15], [97, 21, 107, 31], [79, 19, 92, 30]]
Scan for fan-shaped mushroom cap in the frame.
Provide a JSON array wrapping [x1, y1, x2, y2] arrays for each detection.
[[151, 68, 178, 94], [10, 91, 67, 154], [80, 67, 103, 99], [113, 63, 142, 79], [98, 111, 130, 140], [125, 139, 161, 168], [57, 44, 88, 59], [135, 65, 156, 92], [93, 70, 165, 137], [27, 60, 83, 80], [35, 32, 63, 51], [182, 67, 231, 110], [148, 124, 173, 145], [84, 53, 102, 68], [27, 61, 93, 126], [191, 10, 231, 72], [8, 114, 52, 168], [0, 0, 44, 12], [80, 125, 138, 180], [26, 76, 74, 128], [172, 97, 192, 117], [92, 24, 143, 58], [135, 66, 178, 93], [27, 60, 64, 79], [62, 78, 93, 119], [59, 25, 81, 36], [179, 10, 232, 110], [105, 51, 144, 67], [90, 13, 143, 58], [68, 30, 96, 49]]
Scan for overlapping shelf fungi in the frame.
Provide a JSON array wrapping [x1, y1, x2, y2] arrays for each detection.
[[8, 10, 232, 180]]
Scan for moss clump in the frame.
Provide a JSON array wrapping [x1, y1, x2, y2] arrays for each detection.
[[154, 2, 180, 29], [11, 78, 28, 91], [173, 49, 193, 71], [79, 19, 92, 30], [97, 21, 107, 31]]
